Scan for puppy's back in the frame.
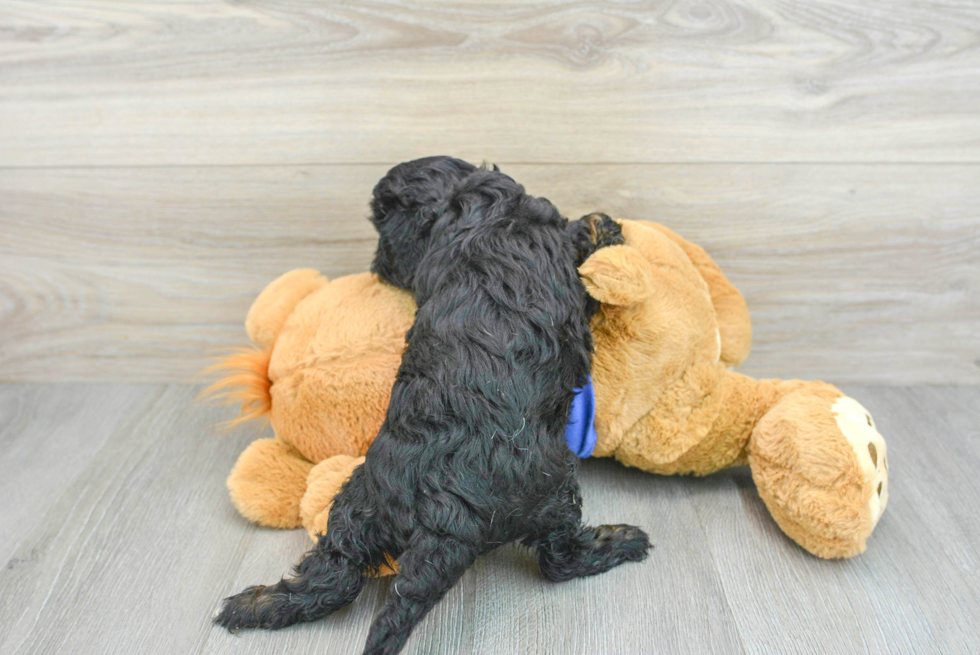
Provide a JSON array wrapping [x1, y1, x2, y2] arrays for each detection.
[[365, 170, 597, 538]]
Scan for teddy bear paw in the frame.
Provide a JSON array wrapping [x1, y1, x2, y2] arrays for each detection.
[[750, 386, 889, 559], [831, 396, 888, 528]]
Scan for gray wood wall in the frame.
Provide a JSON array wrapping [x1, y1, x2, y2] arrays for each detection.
[[1, 0, 978, 384]]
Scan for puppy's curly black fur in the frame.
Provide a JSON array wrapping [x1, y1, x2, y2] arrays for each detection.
[[215, 157, 650, 655]]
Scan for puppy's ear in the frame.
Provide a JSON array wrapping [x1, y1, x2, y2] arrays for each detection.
[[578, 245, 655, 307], [371, 156, 477, 228]]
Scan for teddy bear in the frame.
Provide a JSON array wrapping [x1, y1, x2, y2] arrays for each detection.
[[206, 219, 888, 560]]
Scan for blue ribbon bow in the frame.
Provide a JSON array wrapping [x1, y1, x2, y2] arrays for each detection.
[[564, 376, 597, 458]]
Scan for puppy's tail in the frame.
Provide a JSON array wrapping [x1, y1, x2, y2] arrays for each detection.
[[197, 346, 272, 429]]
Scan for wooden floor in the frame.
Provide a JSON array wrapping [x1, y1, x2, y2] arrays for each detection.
[[0, 383, 976, 655], [2, 2, 979, 654]]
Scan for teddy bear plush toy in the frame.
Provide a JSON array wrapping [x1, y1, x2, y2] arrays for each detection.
[[207, 219, 888, 561]]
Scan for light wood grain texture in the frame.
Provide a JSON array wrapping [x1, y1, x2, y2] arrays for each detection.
[[1, 164, 977, 383], [1, 3, 976, 652], [690, 384, 980, 655], [0, 383, 154, 565], [0, 383, 977, 654], [1, 0, 979, 166]]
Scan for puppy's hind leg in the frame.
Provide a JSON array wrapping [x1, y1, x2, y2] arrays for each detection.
[[215, 480, 381, 632], [215, 538, 364, 631], [533, 484, 651, 583], [362, 532, 477, 655]]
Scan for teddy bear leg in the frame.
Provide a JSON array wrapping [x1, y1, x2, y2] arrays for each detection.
[[299, 455, 365, 540], [227, 438, 315, 529], [300, 455, 398, 576], [749, 385, 888, 559]]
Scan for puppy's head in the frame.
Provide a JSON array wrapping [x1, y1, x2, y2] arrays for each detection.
[[370, 156, 479, 289]]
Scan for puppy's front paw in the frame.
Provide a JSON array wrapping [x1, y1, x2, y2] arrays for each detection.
[[581, 213, 624, 249]]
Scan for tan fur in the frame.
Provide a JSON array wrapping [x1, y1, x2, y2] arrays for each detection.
[[638, 221, 752, 366], [300, 455, 366, 539], [204, 270, 414, 542], [751, 386, 868, 558], [199, 347, 272, 429], [245, 268, 329, 348], [226, 438, 314, 528], [206, 220, 888, 560]]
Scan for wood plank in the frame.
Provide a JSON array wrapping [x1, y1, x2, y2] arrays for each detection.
[[0, 385, 383, 655], [1, 384, 977, 653], [1, 1, 979, 166], [0, 385, 255, 654], [0, 383, 154, 565], [0, 383, 742, 655], [1, 164, 977, 384], [689, 385, 980, 655]]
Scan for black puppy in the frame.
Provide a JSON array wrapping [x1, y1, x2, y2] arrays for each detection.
[[215, 157, 650, 655]]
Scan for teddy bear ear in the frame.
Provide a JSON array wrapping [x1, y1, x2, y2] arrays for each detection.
[[578, 245, 655, 307]]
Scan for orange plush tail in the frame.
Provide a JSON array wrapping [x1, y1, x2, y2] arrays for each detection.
[[198, 347, 273, 428]]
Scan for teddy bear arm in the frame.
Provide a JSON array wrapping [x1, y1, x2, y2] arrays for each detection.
[[245, 269, 329, 349], [605, 364, 747, 476], [226, 437, 315, 529], [638, 221, 752, 367], [578, 244, 656, 306]]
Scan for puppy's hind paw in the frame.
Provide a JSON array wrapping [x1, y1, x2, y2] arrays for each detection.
[[214, 584, 290, 632], [594, 524, 652, 562]]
